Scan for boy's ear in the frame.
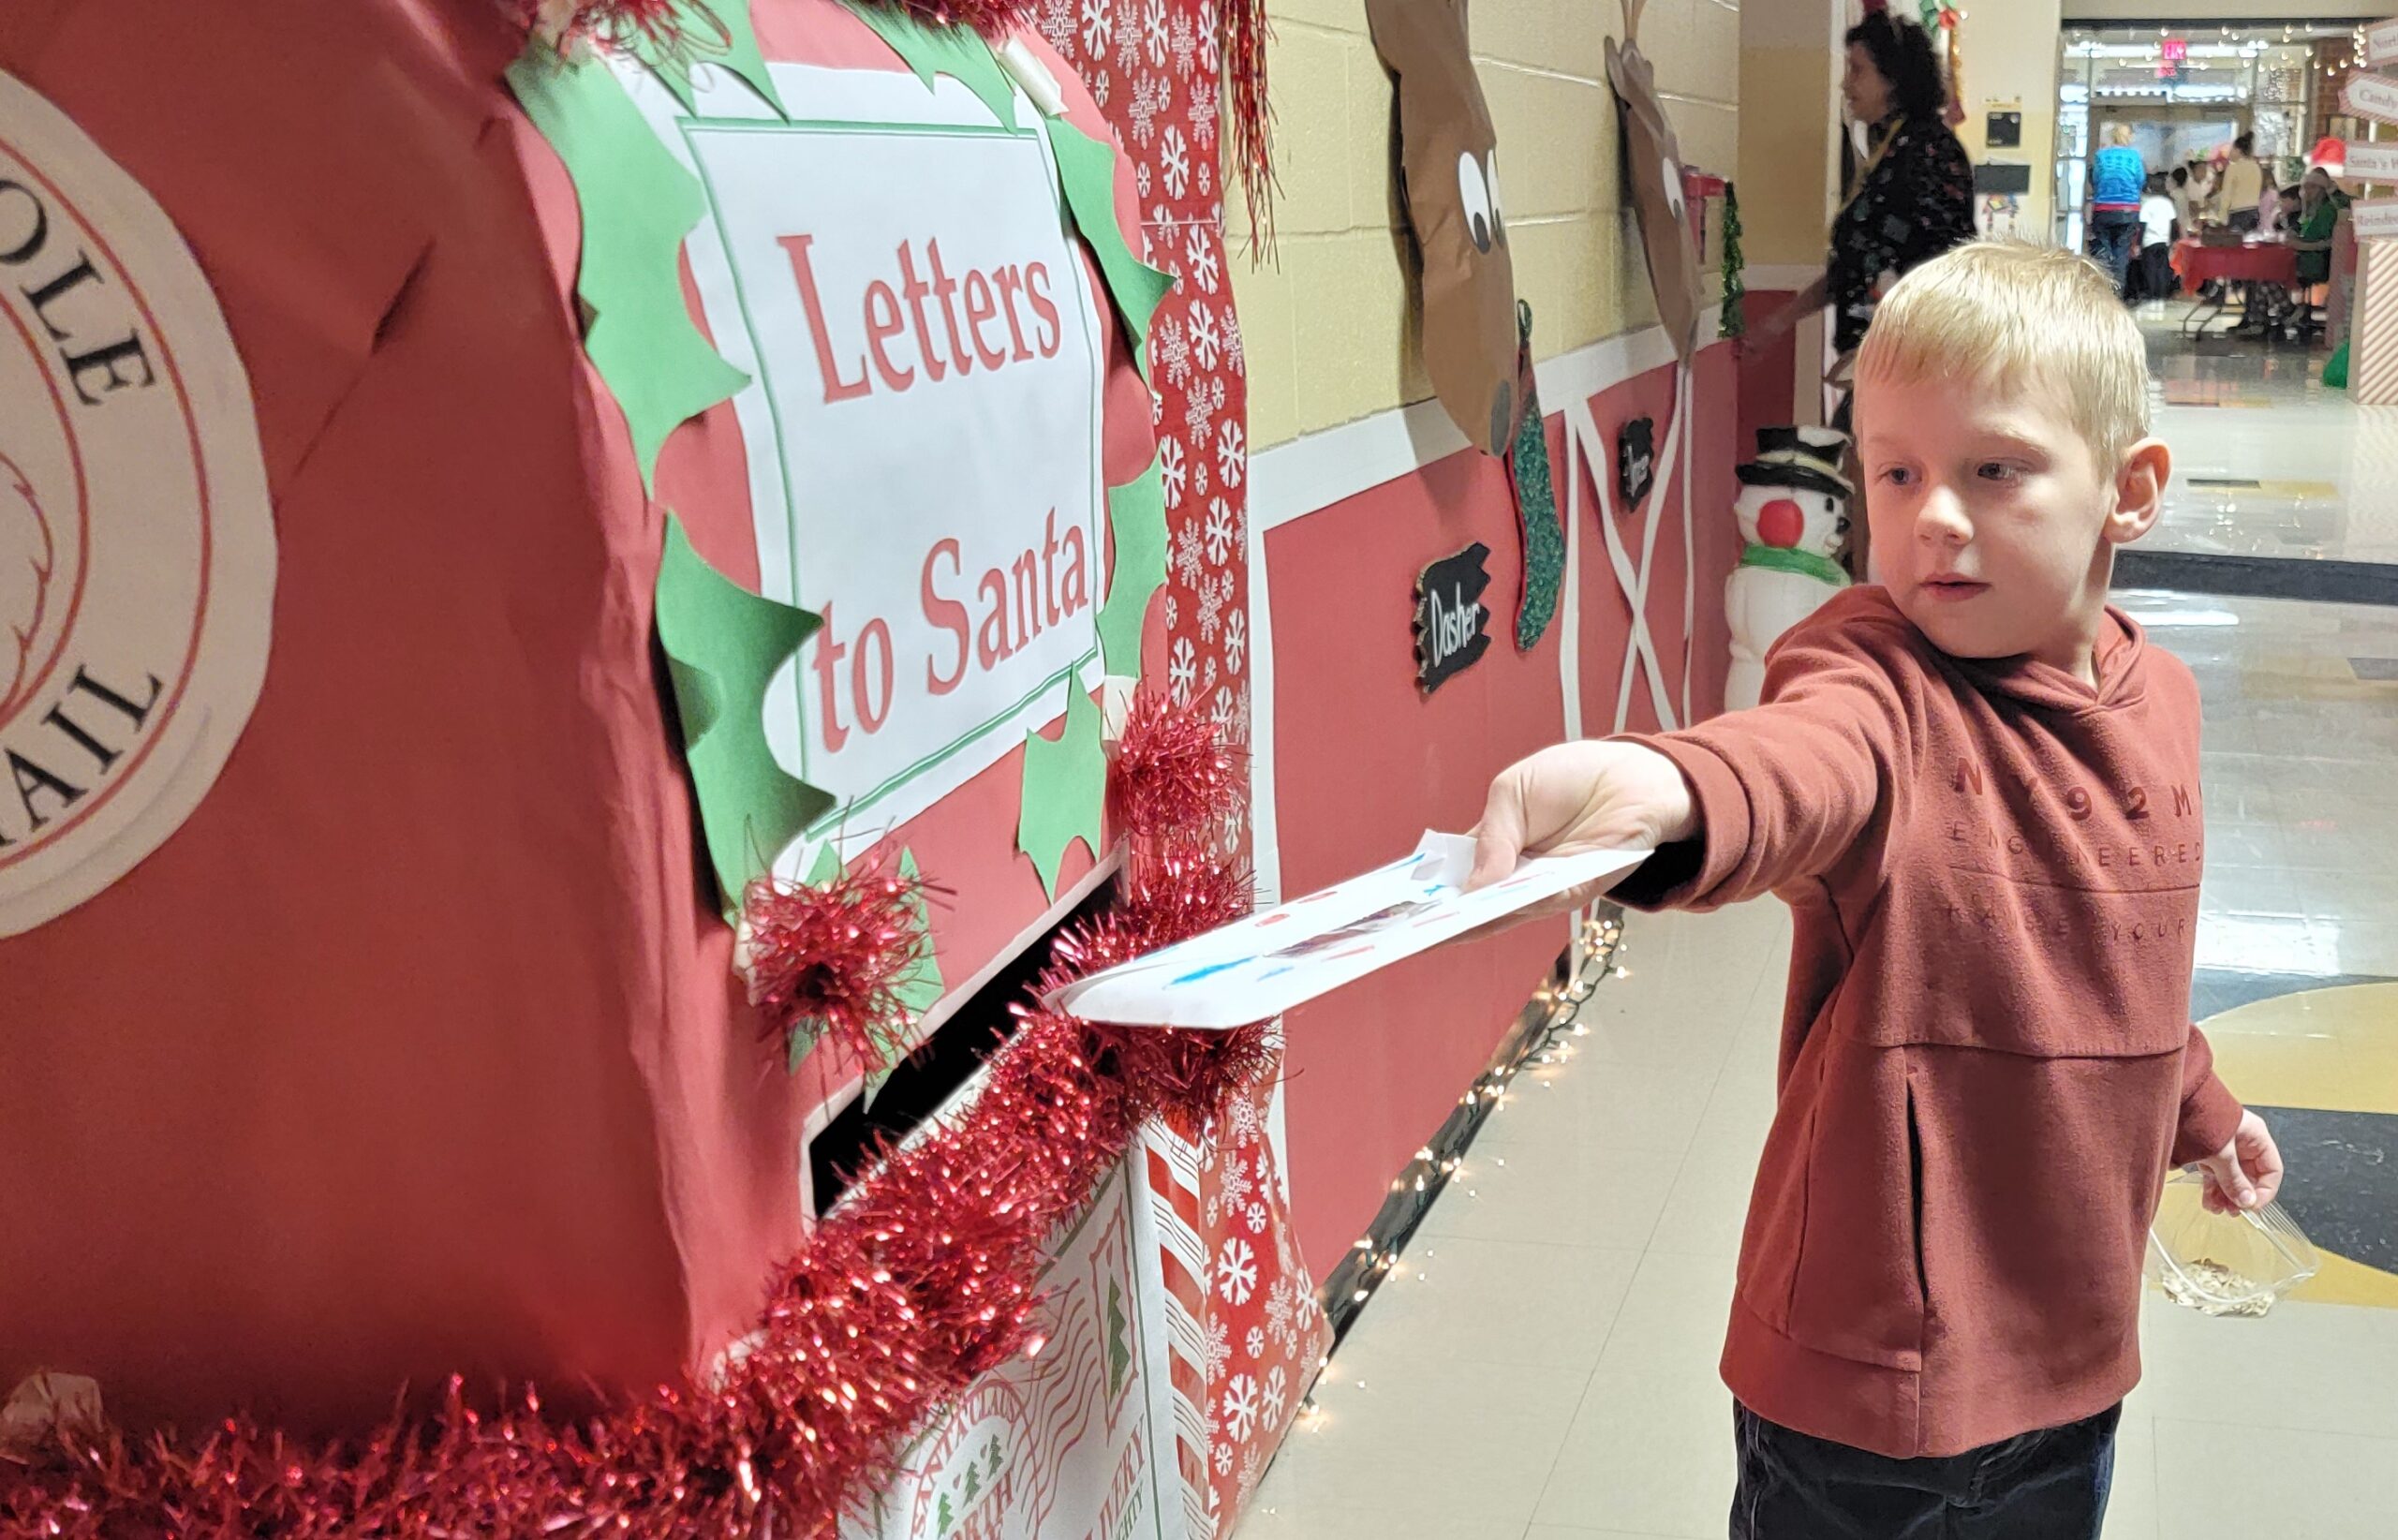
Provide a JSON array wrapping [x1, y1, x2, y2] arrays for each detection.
[[2106, 437, 2171, 546]]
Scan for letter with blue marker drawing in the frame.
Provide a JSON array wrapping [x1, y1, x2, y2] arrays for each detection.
[[1170, 957, 1251, 986]]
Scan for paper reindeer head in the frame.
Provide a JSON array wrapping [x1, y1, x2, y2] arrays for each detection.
[[1368, 0, 1520, 456], [1606, 0, 1704, 360]]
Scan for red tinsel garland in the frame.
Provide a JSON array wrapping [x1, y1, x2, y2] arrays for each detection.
[[1107, 687, 1241, 845], [741, 856, 940, 1071], [511, 0, 694, 52], [0, 694, 1262, 1538], [509, 1, 1040, 52], [880, 0, 1035, 33]]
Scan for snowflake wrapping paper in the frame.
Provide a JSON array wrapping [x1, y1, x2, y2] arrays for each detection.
[[1037, 5, 1326, 1533], [1038, 0, 1251, 792]]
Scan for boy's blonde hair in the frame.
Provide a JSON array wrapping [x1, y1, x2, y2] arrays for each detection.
[[1857, 242, 2150, 466]]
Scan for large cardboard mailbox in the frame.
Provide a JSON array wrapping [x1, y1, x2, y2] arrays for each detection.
[[0, 3, 1318, 1534]]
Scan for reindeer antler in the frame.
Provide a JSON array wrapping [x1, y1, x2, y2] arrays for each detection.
[[1623, 0, 1647, 40]]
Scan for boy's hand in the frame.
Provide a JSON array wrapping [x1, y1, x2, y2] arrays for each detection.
[[2196, 1110, 2285, 1215], [1467, 741, 1695, 896]]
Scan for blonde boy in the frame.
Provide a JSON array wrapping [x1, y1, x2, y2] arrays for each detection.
[[1471, 244, 2283, 1538]]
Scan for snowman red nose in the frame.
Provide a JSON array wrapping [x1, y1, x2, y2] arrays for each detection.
[[1756, 497, 1805, 548]]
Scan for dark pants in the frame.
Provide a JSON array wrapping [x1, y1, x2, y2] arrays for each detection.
[[2089, 210, 2141, 296], [2217, 210, 2265, 314], [1730, 1403, 2121, 1539], [2127, 243, 2172, 302]]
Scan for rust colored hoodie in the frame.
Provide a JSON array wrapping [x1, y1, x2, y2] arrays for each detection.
[[1617, 585, 2243, 1460]]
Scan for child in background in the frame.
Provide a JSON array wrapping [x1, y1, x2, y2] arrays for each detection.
[[2133, 171, 2178, 303], [1468, 244, 2283, 1539], [2169, 163, 2203, 236], [2273, 184, 2303, 235]]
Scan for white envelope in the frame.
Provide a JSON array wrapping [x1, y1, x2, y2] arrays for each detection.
[[1045, 832, 1650, 1029]]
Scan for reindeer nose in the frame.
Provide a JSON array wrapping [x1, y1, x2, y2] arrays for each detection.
[[1488, 379, 1514, 454]]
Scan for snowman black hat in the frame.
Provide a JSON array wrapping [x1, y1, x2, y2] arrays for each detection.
[[1735, 425, 1852, 500]]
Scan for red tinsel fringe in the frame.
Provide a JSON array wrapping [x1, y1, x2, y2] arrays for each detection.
[[511, 0, 1038, 52], [1107, 686, 1242, 846], [1218, 0, 1278, 255], [741, 855, 939, 1072], [880, 0, 1034, 33], [0, 695, 1262, 1538], [510, 0, 694, 52]]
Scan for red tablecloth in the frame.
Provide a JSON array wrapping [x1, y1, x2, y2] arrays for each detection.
[[2173, 237, 2301, 287]]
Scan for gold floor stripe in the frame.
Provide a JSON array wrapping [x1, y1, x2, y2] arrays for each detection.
[[2201, 982, 2398, 1118], [2292, 1249, 2398, 1310]]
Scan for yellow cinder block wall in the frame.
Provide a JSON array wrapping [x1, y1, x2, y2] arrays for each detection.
[[1229, 0, 1743, 452], [1737, 1, 1836, 273], [1956, 0, 2063, 239]]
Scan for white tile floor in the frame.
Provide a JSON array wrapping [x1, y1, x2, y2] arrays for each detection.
[[2142, 310, 2398, 569], [1240, 328, 2398, 1537], [1247, 898, 2398, 1540]]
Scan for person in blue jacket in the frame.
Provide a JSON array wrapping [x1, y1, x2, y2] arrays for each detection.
[[2089, 124, 2147, 297]]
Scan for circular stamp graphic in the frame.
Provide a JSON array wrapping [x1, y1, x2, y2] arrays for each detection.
[[0, 71, 273, 937]]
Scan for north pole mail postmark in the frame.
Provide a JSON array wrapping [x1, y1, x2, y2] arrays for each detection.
[[0, 71, 274, 937]]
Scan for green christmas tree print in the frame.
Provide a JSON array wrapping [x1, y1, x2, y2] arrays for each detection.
[[1106, 1280, 1132, 1399]]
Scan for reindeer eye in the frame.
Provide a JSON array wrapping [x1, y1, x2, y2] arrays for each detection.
[[1485, 151, 1505, 244], [1662, 157, 1686, 222], [1457, 150, 1493, 254]]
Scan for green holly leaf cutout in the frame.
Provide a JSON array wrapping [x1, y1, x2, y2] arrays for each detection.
[[1043, 118, 1176, 357], [1016, 683, 1105, 899], [633, 0, 789, 118], [656, 515, 835, 911], [849, 1, 1019, 129], [1098, 455, 1167, 677], [507, 47, 749, 490]]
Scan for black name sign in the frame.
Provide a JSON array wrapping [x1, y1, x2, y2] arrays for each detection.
[[1618, 415, 1655, 511], [1414, 541, 1492, 693]]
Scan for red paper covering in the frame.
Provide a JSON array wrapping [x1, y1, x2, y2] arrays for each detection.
[[1266, 353, 1739, 1271], [0, 0, 1154, 1431]]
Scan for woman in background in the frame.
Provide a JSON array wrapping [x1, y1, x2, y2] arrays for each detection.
[[2089, 124, 2147, 294], [2285, 165, 2349, 341], [1749, 9, 1970, 577], [1754, 11, 1972, 362], [2217, 132, 2272, 232]]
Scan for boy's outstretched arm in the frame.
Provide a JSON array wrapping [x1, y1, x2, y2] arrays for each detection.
[[1468, 739, 1696, 889], [1471, 623, 1919, 912], [2175, 1026, 2286, 1214]]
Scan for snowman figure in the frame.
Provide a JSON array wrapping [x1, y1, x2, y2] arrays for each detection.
[[1725, 426, 1853, 711]]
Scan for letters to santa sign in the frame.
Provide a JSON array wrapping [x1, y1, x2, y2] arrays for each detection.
[[634, 61, 1108, 877]]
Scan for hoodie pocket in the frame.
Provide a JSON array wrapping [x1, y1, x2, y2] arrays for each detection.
[[1781, 1039, 1929, 1372], [1905, 1075, 1930, 1318]]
